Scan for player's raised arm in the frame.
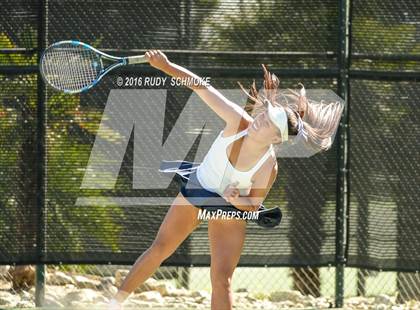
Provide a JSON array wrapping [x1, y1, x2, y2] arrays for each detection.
[[146, 50, 252, 125]]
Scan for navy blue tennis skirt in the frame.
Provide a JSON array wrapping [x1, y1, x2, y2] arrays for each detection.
[[159, 160, 282, 228]]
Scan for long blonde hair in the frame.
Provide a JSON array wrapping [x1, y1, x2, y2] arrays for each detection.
[[239, 65, 344, 152]]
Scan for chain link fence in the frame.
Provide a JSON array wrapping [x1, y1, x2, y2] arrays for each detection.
[[1, 265, 419, 308], [1, 0, 419, 309]]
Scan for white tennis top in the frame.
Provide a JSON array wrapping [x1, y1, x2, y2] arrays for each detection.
[[196, 128, 274, 196]]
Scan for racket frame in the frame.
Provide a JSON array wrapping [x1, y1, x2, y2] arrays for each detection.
[[40, 40, 147, 93]]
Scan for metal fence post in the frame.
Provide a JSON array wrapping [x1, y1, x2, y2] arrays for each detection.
[[35, 0, 47, 307], [336, 0, 351, 307]]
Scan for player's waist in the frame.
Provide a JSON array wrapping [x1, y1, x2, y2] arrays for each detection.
[[197, 164, 252, 196]]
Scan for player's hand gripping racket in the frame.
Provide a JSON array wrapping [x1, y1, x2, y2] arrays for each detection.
[[40, 40, 148, 93]]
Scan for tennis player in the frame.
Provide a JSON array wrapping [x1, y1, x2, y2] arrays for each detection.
[[108, 50, 343, 310]]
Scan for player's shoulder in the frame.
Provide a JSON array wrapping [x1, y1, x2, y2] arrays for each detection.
[[253, 153, 278, 181], [263, 154, 278, 175], [222, 116, 253, 137]]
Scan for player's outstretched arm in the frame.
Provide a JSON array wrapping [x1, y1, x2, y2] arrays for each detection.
[[146, 50, 251, 125]]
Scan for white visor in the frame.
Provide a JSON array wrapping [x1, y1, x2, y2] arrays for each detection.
[[267, 100, 288, 142]]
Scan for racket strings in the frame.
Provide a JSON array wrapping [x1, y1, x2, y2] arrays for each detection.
[[41, 43, 102, 92]]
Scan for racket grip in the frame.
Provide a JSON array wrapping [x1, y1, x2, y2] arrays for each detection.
[[127, 55, 148, 64]]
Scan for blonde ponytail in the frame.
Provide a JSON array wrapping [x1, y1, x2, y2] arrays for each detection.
[[238, 65, 344, 152]]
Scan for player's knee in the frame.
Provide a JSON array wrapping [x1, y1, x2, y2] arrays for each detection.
[[149, 240, 174, 261], [211, 275, 232, 291], [210, 268, 233, 291]]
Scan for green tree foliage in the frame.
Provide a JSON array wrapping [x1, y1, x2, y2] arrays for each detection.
[[0, 32, 125, 258]]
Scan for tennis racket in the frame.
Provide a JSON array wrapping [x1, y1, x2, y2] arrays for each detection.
[[40, 40, 148, 94]]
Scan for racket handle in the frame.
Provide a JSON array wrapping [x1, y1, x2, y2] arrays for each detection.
[[126, 55, 148, 64]]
